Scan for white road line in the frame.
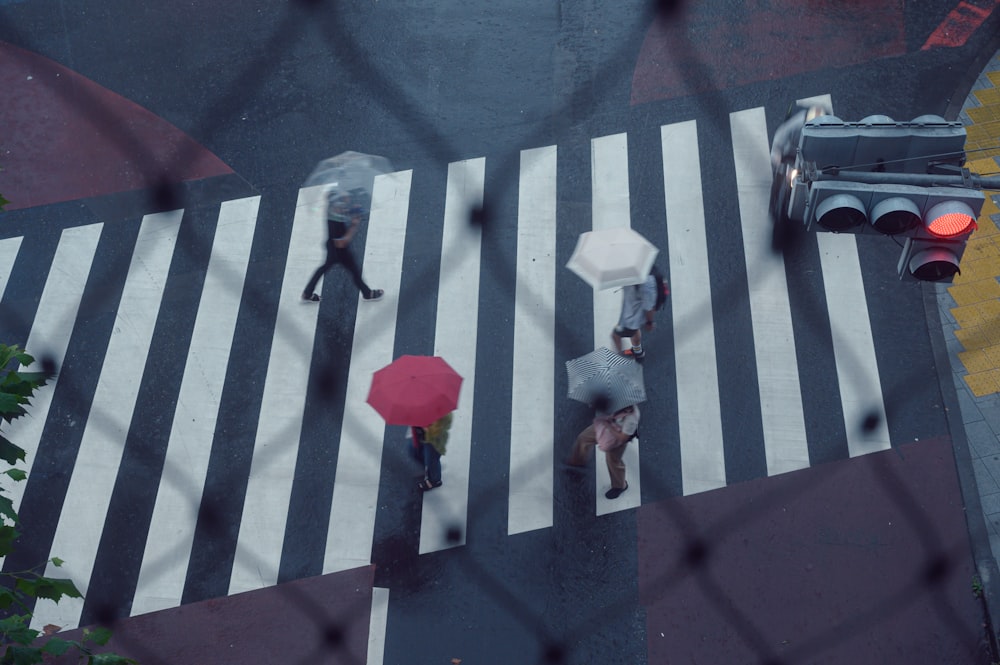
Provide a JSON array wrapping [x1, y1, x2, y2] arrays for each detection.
[[0, 223, 102, 569], [31, 211, 182, 631], [816, 233, 891, 456], [730, 108, 810, 475], [420, 158, 484, 554], [661, 121, 727, 495], [797, 93, 890, 456], [324, 171, 412, 573], [591, 133, 641, 516], [230, 187, 326, 594], [367, 586, 389, 665], [508, 146, 557, 536], [132, 197, 259, 616], [0, 236, 22, 300]]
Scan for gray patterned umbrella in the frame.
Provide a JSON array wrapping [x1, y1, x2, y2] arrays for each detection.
[[566, 346, 646, 413]]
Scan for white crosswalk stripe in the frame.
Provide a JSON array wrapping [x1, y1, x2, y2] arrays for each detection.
[[0, 99, 899, 631]]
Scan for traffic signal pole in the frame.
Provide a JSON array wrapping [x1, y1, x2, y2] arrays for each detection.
[[808, 167, 1000, 191]]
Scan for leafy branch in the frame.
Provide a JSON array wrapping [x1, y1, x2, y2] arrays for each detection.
[[0, 344, 136, 664]]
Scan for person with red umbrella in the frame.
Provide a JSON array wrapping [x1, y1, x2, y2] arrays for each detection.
[[367, 355, 463, 492], [410, 412, 452, 491]]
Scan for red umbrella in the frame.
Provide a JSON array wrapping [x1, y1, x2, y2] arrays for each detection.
[[367, 355, 463, 426]]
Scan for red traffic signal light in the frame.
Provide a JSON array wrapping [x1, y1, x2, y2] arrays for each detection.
[[924, 200, 977, 238]]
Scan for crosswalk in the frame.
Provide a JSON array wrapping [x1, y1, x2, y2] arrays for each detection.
[[0, 99, 901, 632]]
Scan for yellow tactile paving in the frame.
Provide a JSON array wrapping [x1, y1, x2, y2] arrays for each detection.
[[977, 87, 1000, 106], [966, 370, 1000, 396], [946, 56, 1000, 394]]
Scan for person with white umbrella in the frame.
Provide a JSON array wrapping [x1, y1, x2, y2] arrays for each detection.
[[611, 271, 658, 363]]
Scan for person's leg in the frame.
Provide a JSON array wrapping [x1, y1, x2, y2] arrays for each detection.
[[629, 329, 644, 361], [336, 246, 375, 299], [424, 446, 442, 484], [303, 242, 336, 299], [605, 443, 628, 490], [568, 425, 597, 466]]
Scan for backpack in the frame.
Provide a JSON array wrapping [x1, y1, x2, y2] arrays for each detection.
[[651, 265, 669, 311]]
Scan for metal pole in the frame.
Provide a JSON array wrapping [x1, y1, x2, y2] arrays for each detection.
[[809, 168, 1000, 190]]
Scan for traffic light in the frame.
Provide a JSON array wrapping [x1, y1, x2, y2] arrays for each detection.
[[783, 113, 987, 282], [801, 180, 983, 280]]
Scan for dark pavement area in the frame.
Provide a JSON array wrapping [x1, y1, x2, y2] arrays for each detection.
[[639, 435, 990, 664]]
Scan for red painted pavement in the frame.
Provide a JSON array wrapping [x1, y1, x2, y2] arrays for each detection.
[[923, 0, 1000, 50], [0, 41, 232, 211], [638, 436, 990, 663], [42, 565, 375, 665], [631, 1, 909, 105]]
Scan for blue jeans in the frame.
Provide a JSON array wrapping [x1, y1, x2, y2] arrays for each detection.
[[410, 440, 441, 484]]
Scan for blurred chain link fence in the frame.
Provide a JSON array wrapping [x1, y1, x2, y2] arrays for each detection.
[[1, 0, 997, 663]]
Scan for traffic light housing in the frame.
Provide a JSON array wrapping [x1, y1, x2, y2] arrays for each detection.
[[801, 180, 983, 280], [780, 113, 986, 282]]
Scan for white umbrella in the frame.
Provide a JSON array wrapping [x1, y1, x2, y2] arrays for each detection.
[[566, 346, 646, 414], [566, 227, 659, 290], [303, 151, 394, 217]]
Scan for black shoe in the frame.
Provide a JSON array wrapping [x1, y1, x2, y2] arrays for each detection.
[[302, 292, 321, 303], [632, 350, 645, 364], [363, 289, 384, 301], [418, 478, 442, 492], [605, 483, 628, 499]]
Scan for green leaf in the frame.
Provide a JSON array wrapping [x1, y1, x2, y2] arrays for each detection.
[[3, 468, 26, 482], [89, 655, 138, 665], [6, 645, 44, 665], [84, 626, 113, 646], [0, 494, 19, 525], [0, 615, 40, 647], [0, 436, 25, 465], [0, 587, 17, 609], [50, 556, 64, 567], [0, 344, 20, 368], [30, 577, 82, 602], [41, 638, 75, 656], [0, 193, 10, 211], [0, 525, 21, 557]]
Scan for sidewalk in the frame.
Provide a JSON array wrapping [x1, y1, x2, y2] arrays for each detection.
[[938, 47, 1000, 656]]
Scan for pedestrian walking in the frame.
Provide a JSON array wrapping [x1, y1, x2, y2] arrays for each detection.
[[611, 273, 658, 363], [302, 192, 384, 303], [566, 404, 640, 499], [411, 411, 453, 492]]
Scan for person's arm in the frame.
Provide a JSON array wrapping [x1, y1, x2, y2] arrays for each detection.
[[333, 217, 361, 248]]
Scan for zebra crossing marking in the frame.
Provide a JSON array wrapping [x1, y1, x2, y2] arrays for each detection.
[[324, 170, 412, 574], [0, 97, 909, 633], [591, 133, 642, 516], [0, 236, 22, 300], [132, 197, 259, 615], [508, 146, 558, 536], [730, 107, 810, 475], [420, 158, 485, 555], [32, 210, 183, 631], [661, 120, 728, 496], [230, 188, 327, 595], [0, 224, 102, 569]]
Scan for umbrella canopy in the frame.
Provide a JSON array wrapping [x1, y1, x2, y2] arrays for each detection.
[[367, 355, 462, 426], [566, 227, 659, 290], [303, 151, 394, 217], [566, 346, 646, 414]]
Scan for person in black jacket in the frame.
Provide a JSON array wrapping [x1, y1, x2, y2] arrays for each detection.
[[302, 191, 384, 303]]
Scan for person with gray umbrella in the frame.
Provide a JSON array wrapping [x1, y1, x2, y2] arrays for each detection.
[[302, 191, 384, 303], [564, 347, 646, 499]]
